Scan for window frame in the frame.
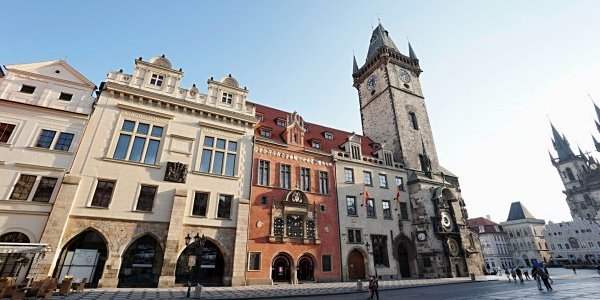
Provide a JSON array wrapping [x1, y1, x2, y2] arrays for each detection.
[[279, 164, 291, 189], [149, 73, 164, 87], [221, 92, 233, 105], [300, 167, 311, 192], [347, 228, 362, 244], [346, 196, 358, 216], [363, 171, 373, 186], [89, 179, 116, 208], [216, 193, 233, 219], [19, 84, 36, 94], [247, 252, 261, 271], [259, 127, 272, 138], [409, 111, 419, 130], [318, 171, 329, 195], [111, 119, 164, 165], [31, 176, 59, 203], [58, 92, 73, 101], [322, 255, 332, 272], [366, 198, 376, 218], [198, 135, 239, 177], [0, 122, 17, 144], [258, 160, 270, 186], [395, 176, 405, 191], [382, 200, 392, 219], [344, 168, 355, 184], [378, 174, 388, 189], [191, 191, 210, 217], [9, 174, 38, 201], [134, 184, 158, 212]]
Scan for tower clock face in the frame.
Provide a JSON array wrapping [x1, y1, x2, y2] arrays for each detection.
[[367, 75, 377, 91], [440, 211, 454, 230], [399, 69, 411, 83]]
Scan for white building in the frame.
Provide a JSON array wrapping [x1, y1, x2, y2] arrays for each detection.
[[34, 55, 257, 288], [0, 60, 95, 279], [545, 218, 600, 266], [467, 217, 514, 273], [500, 202, 551, 268]]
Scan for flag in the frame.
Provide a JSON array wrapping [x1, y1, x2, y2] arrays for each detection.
[[361, 186, 369, 206], [395, 188, 401, 202]]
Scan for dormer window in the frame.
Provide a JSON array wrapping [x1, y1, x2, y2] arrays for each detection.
[[256, 114, 264, 122], [350, 143, 361, 160], [259, 128, 271, 138], [383, 151, 393, 166], [58, 92, 73, 101], [324, 132, 333, 140], [222, 92, 233, 104], [150, 74, 164, 87], [19, 85, 36, 94], [311, 140, 321, 149], [275, 118, 286, 127]]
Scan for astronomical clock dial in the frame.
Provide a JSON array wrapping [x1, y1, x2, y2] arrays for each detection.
[[367, 75, 377, 91], [417, 232, 427, 242], [440, 211, 454, 230], [399, 69, 411, 83], [447, 238, 460, 257]]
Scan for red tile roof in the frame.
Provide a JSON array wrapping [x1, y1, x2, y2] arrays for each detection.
[[467, 217, 503, 233], [253, 103, 377, 155]]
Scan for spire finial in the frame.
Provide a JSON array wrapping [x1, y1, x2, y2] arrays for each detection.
[[353, 54, 359, 74]]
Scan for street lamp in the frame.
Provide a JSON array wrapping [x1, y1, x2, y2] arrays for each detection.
[[365, 241, 378, 278], [185, 232, 207, 298]]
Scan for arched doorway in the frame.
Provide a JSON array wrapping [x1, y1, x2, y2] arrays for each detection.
[[175, 239, 225, 286], [118, 235, 163, 288], [347, 249, 365, 280], [297, 254, 314, 282], [271, 253, 292, 283], [397, 244, 411, 278], [0, 232, 31, 278], [54, 229, 108, 288]]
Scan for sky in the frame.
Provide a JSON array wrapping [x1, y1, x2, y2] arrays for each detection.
[[4, 0, 600, 223]]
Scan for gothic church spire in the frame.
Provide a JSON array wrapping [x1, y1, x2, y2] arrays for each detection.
[[550, 122, 575, 160]]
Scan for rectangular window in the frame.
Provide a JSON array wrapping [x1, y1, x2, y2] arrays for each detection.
[[259, 128, 271, 138], [192, 192, 209, 217], [371, 234, 389, 267], [409, 112, 419, 130], [395, 176, 405, 191], [367, 198, 376, 217], [36, 129, 56, 149], [0, 123, 16, 143], [113, 120, 163, 165], [222, 92, 233, 104], [319, 171, 328, 194], [399, 202, 409, 220], [350, 144, 361, 159], [322, 255, 332, 272], [32, 177, 58, 202], [54, 132, 74, 151], [19, 84, 36, 94], [90, 180, 115, 208], [199, 136, 238, 176], [382, 200, 392, 219], [347, 229, 362, 244], [275, 118, 286, 127], [363, 171, 372, 186], [135, 185, 157, 212], [344, 168, 354, 183], [58, 92, 73, 101], [258, 160, 270, 186], [280, 164, 291, 189], [346, 196, 357, 216], [9, 174, 37, 200], [217, 194, 232, 219], [384, 152, 393, 166], [300, 167, 311, 192], [149, 74, 164, 86], [379, 174, 388, 188], [248, 252, 261, 271], [324, 132, 333, 140]]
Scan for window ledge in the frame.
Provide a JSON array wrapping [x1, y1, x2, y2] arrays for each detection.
[[246, 269, 261, 272], [383, 217, 394, 220], [0, 142, 11, 148], [0, 199, 52, 206], [190, 171, 238, 180], [189, 215, 208, 219], [214, 217, 232, 221], [367, 216, 378, 219], [347, 214, 359, 218], [132, 209, 153, 214], [27, 146, 73, 155], [86, 205, 109, 209], [102, 157, 161, 169]]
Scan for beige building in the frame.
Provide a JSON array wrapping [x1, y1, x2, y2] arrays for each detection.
[[501, 202, 551, 268], [35, 55, 256, 288], [0, 60, 95, 280]]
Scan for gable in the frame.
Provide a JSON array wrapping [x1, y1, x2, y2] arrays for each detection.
[[5, 60, 95, 88]]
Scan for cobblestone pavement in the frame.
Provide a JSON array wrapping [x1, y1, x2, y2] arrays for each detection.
[[48, 276, 490, 300]]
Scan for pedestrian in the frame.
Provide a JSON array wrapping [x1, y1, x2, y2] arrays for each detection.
[[510, 269, 517, 283], [572, 267, 577, 275], [523, 270, 531, 280], [504, 269, 511, 282], [368, 276, 379, 300], [515, 267, 524, 283], [540, 268, 553, 291], [531, 267, 542, 291]]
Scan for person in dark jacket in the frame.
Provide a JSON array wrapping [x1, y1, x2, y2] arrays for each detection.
[[539, 267, 553, 291], [510, 269, 517, 283], [531, 267, 542, 290], [504, 269, 511, 282], [515, 267, 524, 283], [368, 276, 379, 300], [523, 270, 531, 280]]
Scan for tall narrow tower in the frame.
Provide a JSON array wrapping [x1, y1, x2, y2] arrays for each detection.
[[353, 24, 438, 173]]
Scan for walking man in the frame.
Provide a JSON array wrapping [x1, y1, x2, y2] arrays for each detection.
[[540, 267, 553, 291], [368, 276, 379, 300], [523, 270, 531, 280], [504, 269, 511, 282], [531, 266, 542, 291], [572, 267, 577, 275], [515, 267, 524, 283], [510, 269, 517, 283]]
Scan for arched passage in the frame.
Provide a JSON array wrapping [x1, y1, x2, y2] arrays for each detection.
[[175, 239, 225, 286], [0, 232, 31, 278], [54, 229, 108, 288], [347, 249, 366, 280], [297, 254, 315, 282], [117, 235, 163, 288], [271, 253, 293, 283]]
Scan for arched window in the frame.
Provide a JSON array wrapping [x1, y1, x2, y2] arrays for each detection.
[[0, 232, 30, 243], [408, 112, 419, 130], [565, 168, 575, 181]]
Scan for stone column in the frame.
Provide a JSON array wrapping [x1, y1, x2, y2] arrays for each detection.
[[158, 188, 188, 287], [230, 198, 250, 286], [98, 254, 120, 287], [35, 174, 81, 280]]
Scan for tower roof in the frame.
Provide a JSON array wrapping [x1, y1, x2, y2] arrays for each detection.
[[408, 42, 418, 60], [550, 122, 575, 160], [353, 55, 359, 74], [506, 201, 536, 221], [366, 23, 399, 62]]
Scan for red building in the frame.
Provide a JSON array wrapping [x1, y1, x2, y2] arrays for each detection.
[[246, 104, 342, 284]]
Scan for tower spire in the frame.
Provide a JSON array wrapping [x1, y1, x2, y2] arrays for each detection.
[[593, 135, 600, 152], [408, 41, 418, 60], [550, 121, 575, 160], [353, 55, 359, 74]]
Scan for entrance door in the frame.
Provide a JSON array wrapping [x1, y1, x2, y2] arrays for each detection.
[[271, 254, 292, 283], [348, 249, 365, 280], [175, 240, 225, 286], [118, 235, 163, 288], [398, 244, 411, 278], [297, 255, 314, 282], [54, 229, 107, 288]]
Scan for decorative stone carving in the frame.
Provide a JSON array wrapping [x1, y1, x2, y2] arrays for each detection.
[[164, 161, 188, 183], [256, 220, 263, 228]]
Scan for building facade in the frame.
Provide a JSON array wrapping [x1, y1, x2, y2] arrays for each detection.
[[246, 105, 341, 285], [500, 202, 550, 268], [545, 218, 600, 266], [34, 55, 256, 288], [467, 217, 514, 273], [549, 104, 600, 221], [351, 23, 484, 278], [0, 60, 95, 280]]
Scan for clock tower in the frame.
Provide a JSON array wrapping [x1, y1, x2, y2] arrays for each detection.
[[353, 23, 439, 173]]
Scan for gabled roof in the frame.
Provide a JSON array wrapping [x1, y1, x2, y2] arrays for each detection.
[[506, 201, 536, 221], [5, 60, 96, 88], [254, 103, 376, 155], [467, 217, 502, 233]]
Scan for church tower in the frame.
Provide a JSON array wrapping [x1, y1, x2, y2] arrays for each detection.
[[353, 23, 438, 174]]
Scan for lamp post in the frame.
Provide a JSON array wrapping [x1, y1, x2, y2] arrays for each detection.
[[365, 241, 378, 278], [184, 233, 207, 298]]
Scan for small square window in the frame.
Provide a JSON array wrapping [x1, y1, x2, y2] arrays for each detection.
[[150, 74, 164, 87], [260, 196, 267, 205], [248, 252, 261, 271], [320, 204, 326, 212], [259, 128, 271, 138], [58, 92, 73, 101], [324, 132, 334, 140], [275, 118, 286, 127], [36, 129, 56, 149], [311, 140, 321, 149], [222, 93, 233, 104], [54, 132, 74, 151], [19, 85, 36, 94], [256, 114, 264, 122]]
